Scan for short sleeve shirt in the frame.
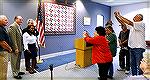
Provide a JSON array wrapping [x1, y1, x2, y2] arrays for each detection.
[[118, 29, 130, 47], [0, 26, 11, 51], [127, 21, 146, 49]]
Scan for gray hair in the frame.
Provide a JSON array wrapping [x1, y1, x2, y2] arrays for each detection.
[[0, 15, 7, 20], [27, 19, 34, 24]]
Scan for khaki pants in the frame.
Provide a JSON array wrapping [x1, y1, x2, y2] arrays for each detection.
[[0, 51, 8, 80], [10, 52, 21, 76]]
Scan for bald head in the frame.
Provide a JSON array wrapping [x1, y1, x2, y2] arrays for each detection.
[[14, 16, 23, 25], [133, 14, 143, 22], [0, 15, 8, 26]]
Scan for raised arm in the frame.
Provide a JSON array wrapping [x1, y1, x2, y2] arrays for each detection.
[[114, 11, 133, 26], [115, 13, 125, 25]]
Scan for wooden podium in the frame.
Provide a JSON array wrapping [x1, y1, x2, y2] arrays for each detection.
[[74, 38, 92, 68]]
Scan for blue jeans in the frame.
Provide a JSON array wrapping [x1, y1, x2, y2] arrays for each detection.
[[108, 62, 113, 77], [130, 48, 145, 76]]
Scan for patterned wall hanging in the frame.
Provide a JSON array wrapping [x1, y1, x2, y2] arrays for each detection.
[[44, 3, 76, 35]]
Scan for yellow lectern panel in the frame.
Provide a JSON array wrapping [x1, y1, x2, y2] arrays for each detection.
[[74, 38, 92, 50], [74, 38, 92, 68]]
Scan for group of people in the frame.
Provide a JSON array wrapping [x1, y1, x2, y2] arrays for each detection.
[[83, 11, 146, 80], [0, 11, 146, 80], [0, 15, 39, 80]]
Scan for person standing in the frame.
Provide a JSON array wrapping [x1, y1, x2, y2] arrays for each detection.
[[23, 25, 38, 74], [105, 26, 117, 79], [22, 19, 39, 71], [0, 15, 12, 80], [117, 24, 130, 74], [114, 11, 146, 76], [8, 16, 25, 79], [83, 26, 112, 80]]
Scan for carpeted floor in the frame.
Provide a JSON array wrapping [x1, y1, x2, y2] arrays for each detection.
[[36, 53, 75, 72], [7, 49, 150, 80]]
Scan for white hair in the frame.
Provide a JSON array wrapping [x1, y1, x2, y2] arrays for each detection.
[[27, 18, 36, 26], [27, 19, 34, 24], [0, 15, 7, 20]]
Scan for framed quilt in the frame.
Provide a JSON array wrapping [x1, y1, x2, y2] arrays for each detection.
[[44, 3, 76, 35]]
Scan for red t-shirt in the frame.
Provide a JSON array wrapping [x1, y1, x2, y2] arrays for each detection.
[[84, 36, 112, 64]]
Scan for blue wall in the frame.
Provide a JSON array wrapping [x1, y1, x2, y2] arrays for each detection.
[[40, 0, 111, 55], [1, 0, 111, 56]]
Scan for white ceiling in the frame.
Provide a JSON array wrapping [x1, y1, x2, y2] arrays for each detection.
[[91, 0, 149, 6]]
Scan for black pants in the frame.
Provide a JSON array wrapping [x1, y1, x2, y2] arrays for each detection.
[[119, 49, 130, 71], [24, 43, 37, 69], [97, 62, 112, 80]]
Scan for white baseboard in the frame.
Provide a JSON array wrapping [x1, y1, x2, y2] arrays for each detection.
[[20, 49, 76, 62]]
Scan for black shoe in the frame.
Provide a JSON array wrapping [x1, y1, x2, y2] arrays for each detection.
[[28, 70, 34, 74], [18, 72, 25, 75], [14, 75, 22, 79], [107, 75, 113, 79]]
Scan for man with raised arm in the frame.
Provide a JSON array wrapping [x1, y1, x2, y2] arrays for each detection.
[[114, 11, 146, 76]]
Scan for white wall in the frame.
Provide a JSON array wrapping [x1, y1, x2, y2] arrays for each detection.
[[111, 2, 150, 40]]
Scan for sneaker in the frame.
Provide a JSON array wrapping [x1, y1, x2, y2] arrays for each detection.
[[125, 70, 129, 74], [117, 68, 125, 71], [97, 77, 100, 80]]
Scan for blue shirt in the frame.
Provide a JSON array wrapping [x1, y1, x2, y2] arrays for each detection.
[[0, 26, 11, 51]]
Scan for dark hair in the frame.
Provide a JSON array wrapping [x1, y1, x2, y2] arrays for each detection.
[[95, 26, 106, 36], [105, 26, 115, 33], [138, 14, 143, 21], [26, 25, 39, 36], [105, 20, 113, 26], [26, 25, 36, 36], [27, 24, 34, 29], [14, 16, 18, 21]]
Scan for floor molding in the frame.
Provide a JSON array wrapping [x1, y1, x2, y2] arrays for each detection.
[[20, 49, 76, 62]]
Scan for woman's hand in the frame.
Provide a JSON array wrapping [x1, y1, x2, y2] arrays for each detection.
[[114, 11, 121, 17], [83, 31, 89, 38]]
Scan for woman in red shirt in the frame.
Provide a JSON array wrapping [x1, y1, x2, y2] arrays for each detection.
[[83, 26, 112, 80]]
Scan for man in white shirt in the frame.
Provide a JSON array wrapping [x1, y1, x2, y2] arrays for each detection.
[[114, 11, 146, 76]]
